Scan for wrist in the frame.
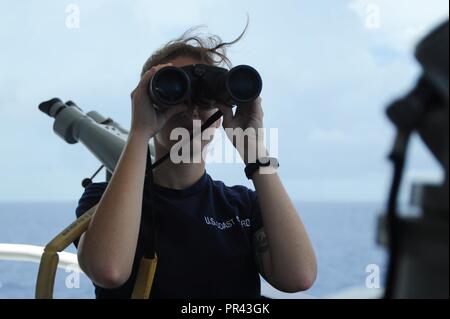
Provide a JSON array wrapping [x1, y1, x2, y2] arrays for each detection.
[[128, 129, 154, 143], [130, 123, 157, 138], [244, 156, 279, 179], [238, 142, 268, 165]]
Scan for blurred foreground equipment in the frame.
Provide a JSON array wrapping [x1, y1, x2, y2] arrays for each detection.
[[379, 20, 449, 299]]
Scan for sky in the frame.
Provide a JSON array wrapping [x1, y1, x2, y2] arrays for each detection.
[[0, 0, 448, 203]]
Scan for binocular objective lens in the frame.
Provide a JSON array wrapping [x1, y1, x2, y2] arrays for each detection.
[[154, 69, 189, 104], [228, 68, 262, 102]]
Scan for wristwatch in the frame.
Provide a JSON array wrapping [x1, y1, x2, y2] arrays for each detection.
[[245, 157, 280, 179]]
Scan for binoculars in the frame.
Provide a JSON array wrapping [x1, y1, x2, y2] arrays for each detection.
[[149, 64, 263, 110]]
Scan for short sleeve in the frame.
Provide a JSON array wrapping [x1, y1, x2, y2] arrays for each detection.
[[248, 189, 264, 236], [73, 182, 108, 247]]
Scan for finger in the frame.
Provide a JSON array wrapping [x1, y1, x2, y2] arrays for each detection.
[[236, 97, 260, 118], [217, 104, 233, 127], [254, 97, 264, 117], [137, 67, 157, 92], [234, 101, 250, 120], [138, 63, 173, 92]]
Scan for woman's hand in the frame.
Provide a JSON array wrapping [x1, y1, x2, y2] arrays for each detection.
[[130, 63, 187, 140], [218, 97, 267, 164]]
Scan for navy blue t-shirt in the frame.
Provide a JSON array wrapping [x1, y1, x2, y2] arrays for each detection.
[[74, 172, 264, 299]]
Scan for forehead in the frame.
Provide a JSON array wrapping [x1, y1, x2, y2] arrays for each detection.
[[169, 56, 204, 68]]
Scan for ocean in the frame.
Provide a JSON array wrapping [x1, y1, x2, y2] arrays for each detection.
[[0, 201, 387, 299]]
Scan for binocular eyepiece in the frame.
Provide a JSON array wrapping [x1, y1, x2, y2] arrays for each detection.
[[149, 64, 263, 110]]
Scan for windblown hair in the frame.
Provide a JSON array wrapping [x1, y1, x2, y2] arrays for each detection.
[[141, 21, 249, 76]]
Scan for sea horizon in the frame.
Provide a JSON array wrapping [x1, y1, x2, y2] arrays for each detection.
[[0, 201, 387, 298]]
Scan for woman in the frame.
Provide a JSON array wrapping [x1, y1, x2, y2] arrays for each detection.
[[75, 27, 317, 299]]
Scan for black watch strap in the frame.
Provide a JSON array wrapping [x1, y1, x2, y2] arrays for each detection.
[[245, 157, 279, 179]]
